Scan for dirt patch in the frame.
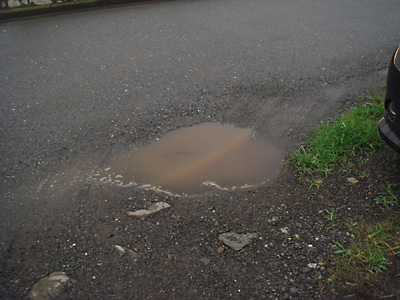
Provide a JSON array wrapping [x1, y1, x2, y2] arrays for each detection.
[[0, 145, 399, 299]]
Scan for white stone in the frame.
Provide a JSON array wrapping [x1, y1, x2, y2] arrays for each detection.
[[30, 0, 52, 5], [280, 227, 289, 234], [148, 202, 170, 211], [127, 202, 171, 218], [308, 263, 318, 269], [7, 0, 21, 8], [127, 209, 153, 217], [113, 245, 126, 255], [113, 245, 138, 259], [347, 177, 359, 184], [28, 272, 75, 300]]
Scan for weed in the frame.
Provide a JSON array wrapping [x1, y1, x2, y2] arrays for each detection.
[[306, 178, 323, 189], [329, 219, 400, 288], [269, 189, 277, 195], [326, 181, 400, 295], [375, 184, 399, 213], [287, 89, 399, 296], [379, 294, 400, 299], [324, 209, 337, 221], [288, 90, 384, 176]]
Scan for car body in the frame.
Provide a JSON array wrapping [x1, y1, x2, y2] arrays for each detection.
[[378, 45, 400, 153]]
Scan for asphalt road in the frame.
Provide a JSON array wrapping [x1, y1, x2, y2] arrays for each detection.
[[0, 0, 399, 278]]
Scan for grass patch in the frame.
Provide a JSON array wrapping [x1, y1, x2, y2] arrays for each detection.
[[376, 184, 400, 213], [329, 218, 400, 288], [324, 184, 399, 293], [288, 90, 384, 176], [289, 89, 400, 296], [326, 184, 400, 296], [317, 180, 400, 297]]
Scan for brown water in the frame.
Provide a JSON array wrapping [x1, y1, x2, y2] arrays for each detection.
[[99, 123, 282, 194]]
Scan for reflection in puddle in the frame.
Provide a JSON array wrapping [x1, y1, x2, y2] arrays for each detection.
[[99, 123, 282, 194]]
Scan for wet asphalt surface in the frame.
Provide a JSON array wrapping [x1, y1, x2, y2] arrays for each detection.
[[1, 0, 400, 298]]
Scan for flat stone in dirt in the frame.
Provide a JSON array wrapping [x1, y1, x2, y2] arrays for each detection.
[[199, 257, 211, 265], [218, 232, 258, 250], [347, 177, 359, 184], [126, 201, 171, 217], [113, 244, 138, 259], [27, 272, 75, 300]]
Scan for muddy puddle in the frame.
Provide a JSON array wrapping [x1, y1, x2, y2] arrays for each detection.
[[97, 123, 282, 194]]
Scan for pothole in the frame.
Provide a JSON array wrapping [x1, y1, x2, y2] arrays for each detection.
[[96, 123, 283, 194]]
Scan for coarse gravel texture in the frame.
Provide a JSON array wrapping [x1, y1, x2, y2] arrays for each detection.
[[1, 143, 399, 300]]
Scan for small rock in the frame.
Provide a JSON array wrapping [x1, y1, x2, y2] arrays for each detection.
[[218, 232, 258, 251], [308, 263, 318, 269], [28, 272, 75, 300], [170, 214, 181, 221], [7, 0, 21, 8], [289, 287, 299, 294], [347, 177, 359, 184], [113, 245, 126, 256], [268, 217, 278, 223], [280, 227, 289, 234], [217, 246, 225, 254], [128, 209, 153, 217], [30, 0, 52, 4], [148, 202, 170, 211], [199, 257, 211, 265], [307, 245, 317, 252], [113, 245, 137, 259], [127, 202, 171, 218]]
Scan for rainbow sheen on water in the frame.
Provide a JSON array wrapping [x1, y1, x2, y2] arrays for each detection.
[[101, 123, 282, 194]]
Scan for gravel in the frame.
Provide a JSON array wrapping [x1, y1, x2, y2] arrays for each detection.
[[1, 144, 399, 299]]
